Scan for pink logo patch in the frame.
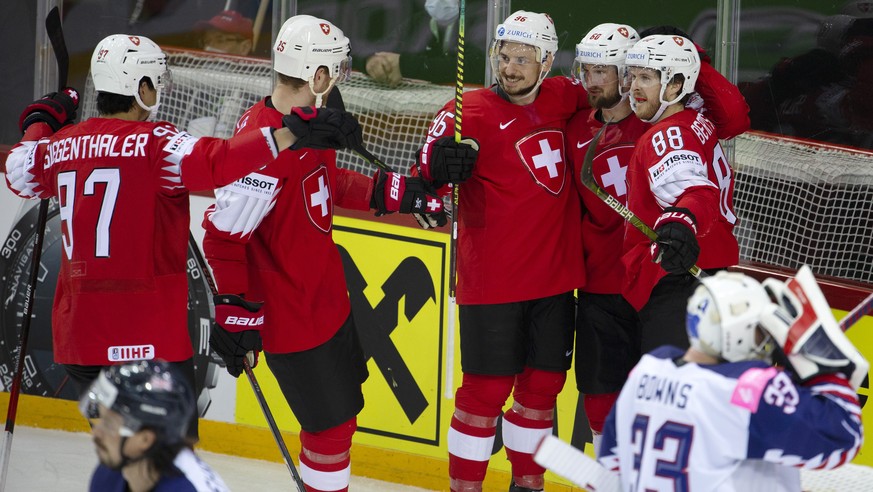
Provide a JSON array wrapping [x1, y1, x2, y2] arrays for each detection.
[[515, 129, 566, 195], [730, 367, 778, 412], [301, 165, 332, 233]]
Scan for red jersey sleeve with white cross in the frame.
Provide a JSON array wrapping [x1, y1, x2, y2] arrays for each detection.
[[621, 109, 739, 310], [421, 77, 589, 304], [202, 98, 354, 352], [567, 110, 651, 294], [3, 117, 279, 365]]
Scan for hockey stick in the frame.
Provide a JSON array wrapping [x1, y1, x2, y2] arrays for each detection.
[[353, 144, 396, 173], [187, 234, 305, 491], [444, 0, 466, 400], [579, 122, 704, 278], [533, 435, 619, 492], [840, 291, 873, 331], [0, 7, 66, 490]]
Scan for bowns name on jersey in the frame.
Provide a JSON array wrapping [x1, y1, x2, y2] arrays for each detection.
[[635, 372, 692, 409]]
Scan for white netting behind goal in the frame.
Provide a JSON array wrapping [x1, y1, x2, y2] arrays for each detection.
[[732, 132, 873, 284], [79, 49, 453, 176]]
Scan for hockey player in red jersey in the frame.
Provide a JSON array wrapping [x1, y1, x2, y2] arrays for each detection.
[[622, 34, 739, 305], [599, 268, 867, 491], [201, 15, 444, 492], [4, 34, 360, 438], [416, 11, 589, 492], [568, 25, 750, 455]]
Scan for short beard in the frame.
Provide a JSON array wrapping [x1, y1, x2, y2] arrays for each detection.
[[500, 76, 537, 97], [589, 91, 622, 110]]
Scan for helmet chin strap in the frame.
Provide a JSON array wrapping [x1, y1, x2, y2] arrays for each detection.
[[134, 91, 161, 121], [309, 76, 338, 108]]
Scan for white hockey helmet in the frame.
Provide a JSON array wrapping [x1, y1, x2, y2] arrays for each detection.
[[490, 11, 559, 99], [492, 10, 559, 62], [624, 34, 700, 120], [273, 15, 351, 83], [686, 272, 774, 363], [573, 23, 640, 93], [90, 34, 170, 114]]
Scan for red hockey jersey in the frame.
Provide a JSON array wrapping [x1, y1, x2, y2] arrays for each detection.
[[202, 98, 373, 353], [4, 118, 280, 364], [421, 77, 589, 304], [568, 111, 650, 294], [621, 110, 739, 309]]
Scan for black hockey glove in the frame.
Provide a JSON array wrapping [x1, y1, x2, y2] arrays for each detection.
[[210, 294, 264, 378], [420, 136, 479, 185], [282, 106, 363, 151], [19, 87, 80, 133], [371, 170, 447, 226], [651, 207, 700, 275]]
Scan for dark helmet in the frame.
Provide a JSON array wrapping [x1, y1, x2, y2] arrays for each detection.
[[79, 360, 194, 444]]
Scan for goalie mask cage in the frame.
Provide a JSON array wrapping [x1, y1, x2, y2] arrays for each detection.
[[79, 49, 872, 286]]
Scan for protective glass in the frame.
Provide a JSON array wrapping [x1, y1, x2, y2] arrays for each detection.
[[572, 62, 618, 91], [336, 55, 352, 84], [488, 40, 541, 80], [625, 66, 661, 90]]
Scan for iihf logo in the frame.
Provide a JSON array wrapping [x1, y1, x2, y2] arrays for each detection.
[[110, 347, 120, 361]]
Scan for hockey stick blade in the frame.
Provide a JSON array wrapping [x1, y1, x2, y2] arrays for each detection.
[[45, 7, 69, 90], [579, 122, 703, 278], [533, 435, 620, 492], [840, 291, 873, 331]]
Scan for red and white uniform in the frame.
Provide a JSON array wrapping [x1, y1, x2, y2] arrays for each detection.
[[622, 110, 739, 309], [4, 119, 280, 365], [569, 112, 650, 294], [569, 60, 749, 295], [202, 98, 372, 353], [421, 77, 589, 304]]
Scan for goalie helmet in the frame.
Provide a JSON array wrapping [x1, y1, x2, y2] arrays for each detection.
[[273, 15, 351, 84], [79, 360, 193, 444], [573, 23, 640, 93], [90, 34, 170, 114], [686, 271, 773, 363], [624, 34, 700, 120]]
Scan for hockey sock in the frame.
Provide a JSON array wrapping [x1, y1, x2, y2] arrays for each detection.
[[299, 418, 356, 492], [449, 373, 515, 491], [503, 368, 566, 490]]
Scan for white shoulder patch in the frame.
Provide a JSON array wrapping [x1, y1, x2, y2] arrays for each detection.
[[225, 172, 280, 200], [648, 149, 715, 208]]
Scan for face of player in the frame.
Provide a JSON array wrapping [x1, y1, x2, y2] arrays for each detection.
[[496, 42, 544, 98], [628, 66, 664, 120], [202, 30, 252, 56], [90, 405, 151, 469], [583, 64, 622, 109]]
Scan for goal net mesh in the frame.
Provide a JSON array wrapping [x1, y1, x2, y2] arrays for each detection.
[[80, 49, 452, 176], [79, 49, 873, 287]]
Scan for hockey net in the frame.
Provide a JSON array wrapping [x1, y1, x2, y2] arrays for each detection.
[[79, 48, 453, 176], [78, 49, 873, 288], [732, 132, 873, 285]]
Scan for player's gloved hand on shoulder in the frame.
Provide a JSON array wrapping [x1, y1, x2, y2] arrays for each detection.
[[282, 106, 363, 150], [651, 207, 699, 274], [420, 136, 479, 185], [759, 269, 870, 391], [210, 294, 265, 378], [371, 170, 447, 226], [19, 87, 80, 133]]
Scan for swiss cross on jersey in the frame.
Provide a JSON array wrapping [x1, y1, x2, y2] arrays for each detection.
[[302, 165, 333, 233], [515, 129, 566, 195]]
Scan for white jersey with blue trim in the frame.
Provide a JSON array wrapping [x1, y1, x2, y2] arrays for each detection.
[[598, 346, 863, 492]]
